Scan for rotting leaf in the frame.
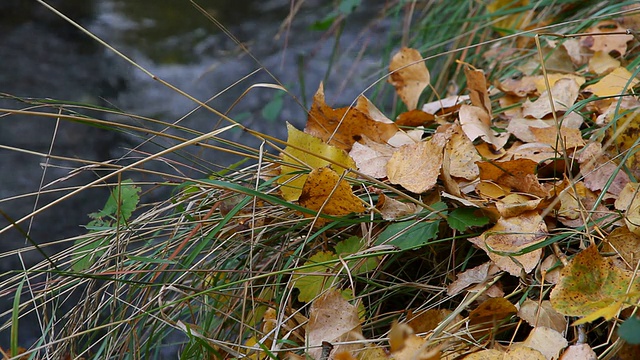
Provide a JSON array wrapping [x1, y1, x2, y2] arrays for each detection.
[[279, 123, 356, 201], [389, 47, 430, 110], [298, 166, 365, 223], [447, 262, 501, 296], [580, 20, 633, 56], [550, 245, 640, 320], [304, 83, 398, 151], [468, 211, 547, 276], [307, 289, 363, 360]]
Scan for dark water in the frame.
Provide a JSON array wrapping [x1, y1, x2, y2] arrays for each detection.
[[0, 0, 394, 352]]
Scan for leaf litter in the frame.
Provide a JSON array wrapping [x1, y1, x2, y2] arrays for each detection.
[[272, 17, 640, 356]]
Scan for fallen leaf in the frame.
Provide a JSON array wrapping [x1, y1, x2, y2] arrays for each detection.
[[614, 182, 640, 236], [522, 78, 580, 119], [498, 74, 538, 97], [506, 142, 556, 164], [447, 262, 501, 296], [292, 251, 337, 303], [396, 109, 436, 127], [529, 126, 584, 150], [599, 105, 640, 179], [376, 194, 420, 220], [477, 159, 549, 198], [459, 104, 509, 150], [389, 321, 440, 360], [486, 0, 533, 34], [305, 83, 398, 151], [468, 211, 547, 276], [463, 347, 545, 360], [447, 124, 482, 180], [538, 254, 561, 284], [307, 289, 363, 360], [389, 47, 430, 110], [422, 94, 470, 115], [517, 299, 567, 334], [584, 67, 639, 97], [588, 51, 620, 75], [550, 245, 640, 320], [559, 344, 597, 360], [468, 297, 517, 340], [556, 180, 613, 228], [495, 194, 542, 218], [465, 66, 492, 118], [298, 167, 365, 222], [386, 133, 448, 193], [577, 142, 630, 196], [602, 226, 640, 270], [580, 20, 633, 56], [520, 326, 568, 360], [279, 123, 356, 201], [407, 308, 462, 334], [531, 74, 585, 94], [562, 38, 588, 66], [349, 139, 394, 179]]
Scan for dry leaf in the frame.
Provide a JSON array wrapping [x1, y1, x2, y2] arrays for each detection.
[[376, 194, 420, 220], [580, 20, 633, 56], [588, 51, 620, 75], [307, 289, 363, 360], [298, 167, 365, 223], [477, 159, 549, 198], [603, 226, 640, 270], [422, 94, 470, 115], [562, 38, 588, 66], [447, 124, 481, 180], [520, 326, 568, 360], [506, 143, 556, 164], [459, 104, 509, 150], [305, 83, 398, 151], [529, 126, 584, 150], [522, 78, 580, 119], [559, 344, 597, 360], [614, 182, 640, 236], [386, 132, 448, 193], [349, 139, 394, 179], [517, 299, 567, 334], [463, 347, 545, 360], [407, 308, 462, 334], [577, 142, 630, 196], [396, 109, 436, 127], [447, 262, 501, 296], [532, 74, 585, 94], [468, 211, 547, 276], [279, 123, 356, 201], [538, 254, 561, 284], [498, 74, 538, 97], [388, 322, 440, 360], [495, 194, 542, 218], [557, 180, 612, 228], [465, 66, 492, 118], [584, 67, 639, 97], [389, 47, 430, 110]]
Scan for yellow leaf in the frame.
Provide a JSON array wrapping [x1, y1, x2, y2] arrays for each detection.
[[278, 123, 356, 201], [468, 211, 546, 276], [389, 47, 430, 110], [585, 67, 639, 97], [386, 132, 448, 193], [298, 167, 365, 222]]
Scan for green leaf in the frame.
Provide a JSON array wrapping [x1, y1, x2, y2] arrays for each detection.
[[447, 207, 489, 231], [74, 179, 141, 271], [619, 316, 640, 344], [335, 236, 379, 274], [261, 93, 284, 123], [375, 202, 447, 250], [292, 251, 337, 303]]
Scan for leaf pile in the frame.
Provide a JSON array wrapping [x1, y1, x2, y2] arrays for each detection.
[[266, 12, 640, 360]]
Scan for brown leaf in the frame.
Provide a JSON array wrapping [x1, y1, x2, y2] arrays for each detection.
[[614, 182, 640, 236], [522, 78, 580, 119], [495, 194, 542, 218], [447, 262, 501, 296], [307, 289, 363, 360], [468, 211, 547, 276], [517, 299, 567, 334], [447, 124, 481, 180], [376, 194, 420, 220], [464, 66, 492, 118], [577, 142, 630, 196], [529, 126, 584, 150], [396, 109, 436, 127], [602, 226, 640, 270], [386, 133, 448, 193], [389, 47, 430, 110], [463, 347, 545, 360], [422, 94, 469, 115], [556, 180, 613, 228], [299, 167, 365, 223], [305, 83, 398, 151], [520, 327, 568, 360], [580, 20, 633, 56], [459, 105, 509, 150], [407, 309, 462, 334], [477, 159, 550, 198], [469, 297, 517, 327]]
